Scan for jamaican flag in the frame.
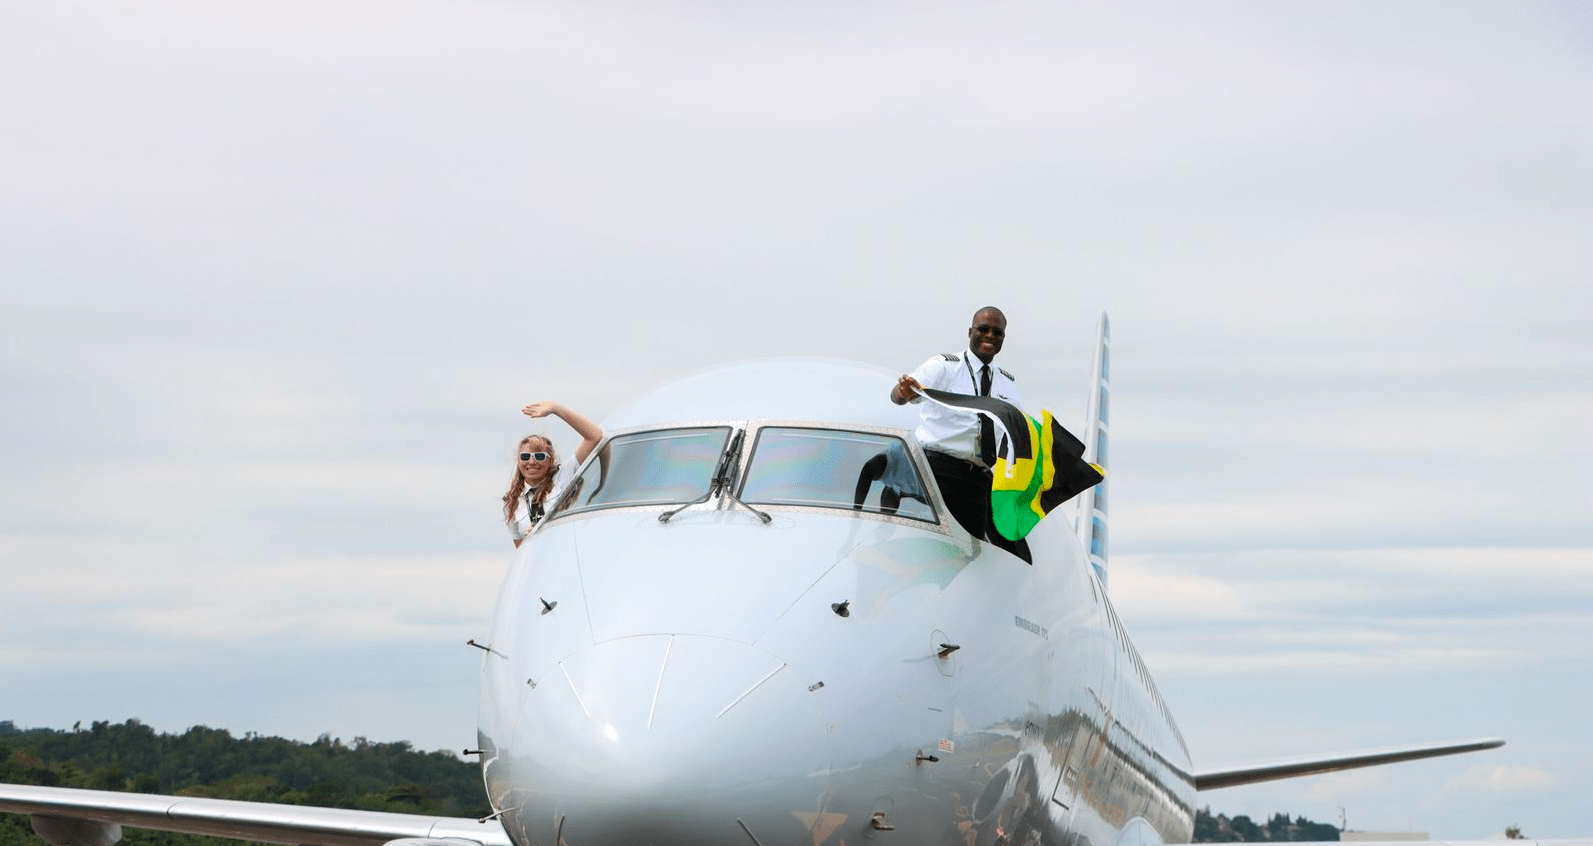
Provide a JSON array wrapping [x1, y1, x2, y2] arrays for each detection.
[[920, 389, 1104, 541], [989, 409, 1103, 540]]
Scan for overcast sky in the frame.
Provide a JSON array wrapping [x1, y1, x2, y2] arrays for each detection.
[[2, 1, 1589, 840]]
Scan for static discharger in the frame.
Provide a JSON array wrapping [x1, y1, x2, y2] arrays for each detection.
[[466, 639, 506, 658]]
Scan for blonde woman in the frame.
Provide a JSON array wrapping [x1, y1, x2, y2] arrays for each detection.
[[503, 401, 602, 547]]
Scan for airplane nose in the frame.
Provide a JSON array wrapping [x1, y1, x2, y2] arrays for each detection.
[[504, 635, 832, 846]]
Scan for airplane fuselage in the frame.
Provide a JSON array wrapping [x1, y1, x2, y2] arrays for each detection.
[[476, 359, 1193, 846]]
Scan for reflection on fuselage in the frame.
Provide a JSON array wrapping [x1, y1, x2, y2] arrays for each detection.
[[474, 361, 1191, 846]]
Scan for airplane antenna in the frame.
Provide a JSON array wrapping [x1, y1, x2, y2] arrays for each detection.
[[1074, 312, 1111, 590]]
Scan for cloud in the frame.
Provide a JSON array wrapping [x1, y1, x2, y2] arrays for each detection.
[[1, 1, 1589, 839], [0, 550, 507, 666], [1103, 559, 1248, 620], [1303, 768, 1392, 802], [1151, 645, 1520, 677], [1115, 547, 1593, 617], [1111, 546, 1593, 683], [1444, 765, 1558, 794]]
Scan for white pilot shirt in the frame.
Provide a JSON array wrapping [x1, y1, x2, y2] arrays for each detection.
[[506, 463, 575, 542], [906, 349, 1026, 465]]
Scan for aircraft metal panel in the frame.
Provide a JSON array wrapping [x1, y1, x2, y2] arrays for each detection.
[[478, 522, 593, 768], [494, 634, 832, 846], [574, 511, 864, 645]]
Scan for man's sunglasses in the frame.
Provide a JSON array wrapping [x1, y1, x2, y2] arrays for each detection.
[[520, 451, 550, 462]]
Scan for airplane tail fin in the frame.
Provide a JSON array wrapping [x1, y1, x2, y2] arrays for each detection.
[[1075, 312, 1110, 589]]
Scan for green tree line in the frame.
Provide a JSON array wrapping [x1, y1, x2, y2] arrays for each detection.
[[3, 719, 1346, 846], [1194, 808, 1341, 842], [1, 719, 489, 846]]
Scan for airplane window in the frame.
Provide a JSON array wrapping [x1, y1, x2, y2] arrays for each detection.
[[740, 427, 936, 522], [551, 427, 731, 517]]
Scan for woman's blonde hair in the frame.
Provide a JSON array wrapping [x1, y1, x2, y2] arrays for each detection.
[[502, 435, 560, 524]]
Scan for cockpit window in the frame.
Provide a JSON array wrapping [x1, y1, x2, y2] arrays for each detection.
[[551, 426, 731, 518], [739, 427, 936, 522]]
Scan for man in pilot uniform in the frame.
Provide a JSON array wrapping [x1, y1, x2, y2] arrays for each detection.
[[890, 306, 1029, 558]]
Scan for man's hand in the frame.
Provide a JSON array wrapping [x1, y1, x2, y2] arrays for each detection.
[[890, 375, 924, 405]]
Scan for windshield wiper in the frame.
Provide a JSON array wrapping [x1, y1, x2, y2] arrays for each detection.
[[656, 430, 771, 525], [658, 430, 741, 523], [716, 431, 771, 524]]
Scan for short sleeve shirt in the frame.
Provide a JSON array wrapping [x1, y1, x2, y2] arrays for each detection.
[[506, 463, 575, 542], [907, 350, 1025, 465]]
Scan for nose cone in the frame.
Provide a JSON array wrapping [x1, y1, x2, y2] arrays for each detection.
[[501, 635, 832, 846]]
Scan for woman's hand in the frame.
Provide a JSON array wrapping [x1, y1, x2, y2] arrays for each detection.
[[519, 400, 603, 464]]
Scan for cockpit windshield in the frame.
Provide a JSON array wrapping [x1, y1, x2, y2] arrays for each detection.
[[552, 426, 731, 518], [739, 427, 936, 522]]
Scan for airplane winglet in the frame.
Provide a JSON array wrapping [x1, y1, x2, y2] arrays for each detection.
[[1191, 737, 1504, 791]]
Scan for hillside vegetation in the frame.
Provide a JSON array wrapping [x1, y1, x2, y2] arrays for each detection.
[[3, 719, 1339, 845], [1, 720, 488, 846], [1195, 808, 1341, 842]]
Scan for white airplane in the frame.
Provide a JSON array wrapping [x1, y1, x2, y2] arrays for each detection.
[[0, 316, 1562, 846]]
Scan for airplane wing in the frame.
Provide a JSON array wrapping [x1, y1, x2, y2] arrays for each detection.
[[1191, 737, 1505, 791], [0, 783, 511, 846], [1178, 841, 1592, 846]]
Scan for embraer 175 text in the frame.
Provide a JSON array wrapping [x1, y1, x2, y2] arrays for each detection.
[[1, 317, 1566, 846]]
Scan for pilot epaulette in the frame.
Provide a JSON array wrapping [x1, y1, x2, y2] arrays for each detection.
[[999, 367, 1015, 380], [941, 352, 960, 361]]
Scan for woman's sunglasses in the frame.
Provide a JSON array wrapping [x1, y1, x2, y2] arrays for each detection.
[[520, 451, 550, 462]]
